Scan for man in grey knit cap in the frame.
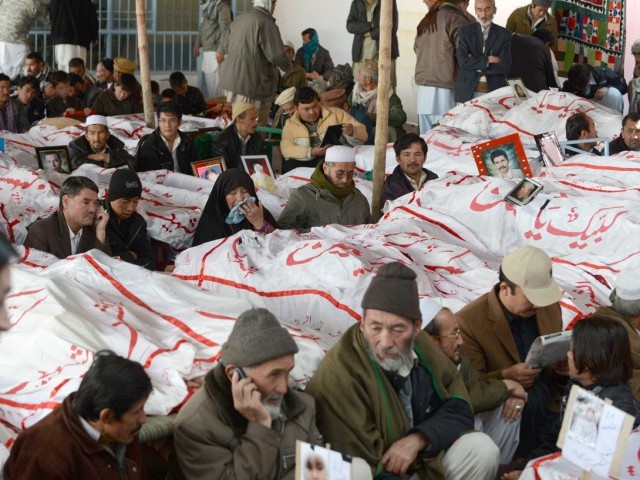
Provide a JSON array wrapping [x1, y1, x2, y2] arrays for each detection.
[[170, 308, 322, 480]]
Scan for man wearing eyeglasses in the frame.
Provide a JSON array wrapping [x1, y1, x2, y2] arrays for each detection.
[[457, 246, 565, 459], [425, 306, 527, 464]]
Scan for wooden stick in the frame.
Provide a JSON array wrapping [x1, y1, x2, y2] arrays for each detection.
[[135, 0, 156, 129], [370, 0, 393, 221]]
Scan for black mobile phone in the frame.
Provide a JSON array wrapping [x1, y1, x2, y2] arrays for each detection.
[[232, 367, 247, 379]]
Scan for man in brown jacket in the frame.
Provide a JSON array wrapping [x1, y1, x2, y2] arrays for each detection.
[[171, 308, 322, 480], [458, 246, 564, 457], [4, 351, 152, 479], [596, 260, 640, 401], [23, 175, 111, 259]]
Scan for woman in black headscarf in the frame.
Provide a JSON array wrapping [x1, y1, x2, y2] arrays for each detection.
[[192, 169, 277, 246]]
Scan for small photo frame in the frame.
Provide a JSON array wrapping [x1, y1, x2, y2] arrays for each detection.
[[508, 78, 529, 101], [295, 441, 353, 480], [241, 154, 275, 179], [534, 131, 565, 167], [471, 133, 533, 178], [36, 146, 72, 174], [504, 177, 543, 206], [191, 157, 226, 181]]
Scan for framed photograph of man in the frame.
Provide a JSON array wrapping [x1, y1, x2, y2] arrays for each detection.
[[191, 157, 226, 181], [241, 154, 275, 179], [534, 131, 565, 167], [504, 177, 543, 206], [471, 134, 533, 178], [508, 78, 529, 101], [35, 146, 72, 174]]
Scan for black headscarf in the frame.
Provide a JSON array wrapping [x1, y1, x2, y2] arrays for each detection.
[[192, 168, 277, 246]]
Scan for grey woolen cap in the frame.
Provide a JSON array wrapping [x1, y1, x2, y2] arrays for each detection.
[[361, 262, 422, 323], [220, 308, 299, 367]]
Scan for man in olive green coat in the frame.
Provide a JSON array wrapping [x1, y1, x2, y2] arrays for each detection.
[[307, 262, 500, 480]]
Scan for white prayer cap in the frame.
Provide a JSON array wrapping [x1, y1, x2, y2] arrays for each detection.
[[275, 87, 296, 106], [283, 40, 295, 51], [324, 145, 355, 163], [616, 259, 640, 300], [85, 115, 109, 127]]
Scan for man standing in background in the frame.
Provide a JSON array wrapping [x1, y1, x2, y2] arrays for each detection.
[[0, 0, 48, 80], [193, 0, 232, 98], [49, 0, 99, 72], [219, 0, 290, 126]]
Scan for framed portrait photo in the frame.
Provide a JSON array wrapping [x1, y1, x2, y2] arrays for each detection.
[[241, 154, 275, 180], [504, 177, 543, 206], [534, 131, 565, 167], [191, 157, 226, 181], [471, 133, 533, 178], [35, 146, 72, 174], [508, 78, 529, 101]]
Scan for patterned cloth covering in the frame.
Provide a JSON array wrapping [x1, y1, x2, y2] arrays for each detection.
[[554, 0, 625, 75]]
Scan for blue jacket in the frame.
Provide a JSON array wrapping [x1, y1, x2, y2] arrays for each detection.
[[455, 22, 512, 103]]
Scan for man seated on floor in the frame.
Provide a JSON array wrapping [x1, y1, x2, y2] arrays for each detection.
[[11, 76, 45, 133], [425, 305, 528, 464], [69, 73, 100, 113], [170, 308, 323, 479], [272, 87, 296, 130], [280, 86, 367, 173], [169, 71, 207, 116], [103, 169, 153, 269], [381, 133, 438, 205], [69, 114, 134, 169], [135, 102, 198, 174], [596, 259, 640, 400], [24, 176, 111, 258], [562, 63, 626, 113], [565, 112, 601, 157], [307, 262, 500, 480], [278, 145, 371, 232], [348, 59, 406, 144], [294, 28, 334, 82], [609, 112, 640, 154], [4, 351, 151, 479], [45, 70, 83, 118], [68, 57, 96, 86], [211, 102, 264, 169], [458, 246, 565, 458]]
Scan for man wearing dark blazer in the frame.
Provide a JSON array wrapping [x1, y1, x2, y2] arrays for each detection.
[[24, 176, 111, 259], [457, 246, 564, 457], [455, 0, 512, 103]]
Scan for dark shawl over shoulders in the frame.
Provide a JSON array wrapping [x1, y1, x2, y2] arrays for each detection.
[[192, 168, 277, 246]]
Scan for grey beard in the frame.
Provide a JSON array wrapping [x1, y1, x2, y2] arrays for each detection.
[[366, 341, 415, 374], [262, 394, 283, 421]]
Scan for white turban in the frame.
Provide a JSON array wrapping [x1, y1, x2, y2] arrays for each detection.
[[253, 0, 273, 11]]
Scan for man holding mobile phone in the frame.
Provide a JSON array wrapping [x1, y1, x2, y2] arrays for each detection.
[[24, 176, 111, 259], [171, 308, 323, 479]]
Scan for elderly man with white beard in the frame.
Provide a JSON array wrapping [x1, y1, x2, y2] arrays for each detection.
[[170, 308, 323, 480], [307, 262, 500, 480]]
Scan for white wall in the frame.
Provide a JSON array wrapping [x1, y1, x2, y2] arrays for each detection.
[[274, 0, 640, 123]]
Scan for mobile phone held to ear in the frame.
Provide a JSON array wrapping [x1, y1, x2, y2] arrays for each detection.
[[232, 367, 247, 379]]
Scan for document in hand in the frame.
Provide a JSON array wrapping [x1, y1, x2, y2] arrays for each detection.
[[524, 330, 572, 369]]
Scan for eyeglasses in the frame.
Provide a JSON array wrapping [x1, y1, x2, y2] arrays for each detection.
[[433, 328, 461, 340]]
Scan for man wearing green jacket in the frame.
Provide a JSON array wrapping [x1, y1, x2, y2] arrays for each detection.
[[307, 262, 500, 480]]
